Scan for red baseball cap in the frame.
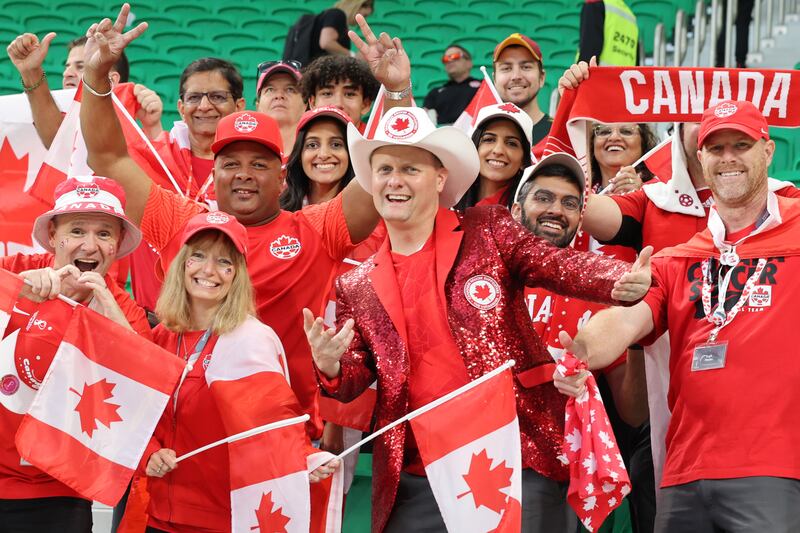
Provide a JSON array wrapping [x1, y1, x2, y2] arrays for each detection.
[[32, 176, 142, 258], [698, 100, 770, 148], [295, 105, 352, 134], [211, 111, 284, 160], [156, 211, 248, 280], [493, 33, 544, 66]]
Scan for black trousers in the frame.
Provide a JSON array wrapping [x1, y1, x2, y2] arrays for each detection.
[[715, 0, 756, 66], [0, 496, 91, 533], [655, 476, 800, 533]]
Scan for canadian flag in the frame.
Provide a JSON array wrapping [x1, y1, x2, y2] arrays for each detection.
[[205, 317, 343, 532], [556, 352, 631, 532], [15, 306, 185, 505], [28, 82, 177, 206], [364, 86, 418, 139], [408, 365, 521, 533], [452, 70, 502, 132]]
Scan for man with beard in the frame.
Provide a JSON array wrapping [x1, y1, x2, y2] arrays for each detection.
[[493, 33, 551, 144], [557, 99, 800, 532], [513, 153, 652, 531]]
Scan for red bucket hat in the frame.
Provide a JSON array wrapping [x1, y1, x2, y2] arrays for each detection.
[[32, 176, 142, 258]]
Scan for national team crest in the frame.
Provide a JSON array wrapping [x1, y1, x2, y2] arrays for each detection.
[[384, 110, 419, 140], [206, 212, 230, 224], [234, 113, 259, 133], [75, 183, 100, 198], [498, 103, 521, 114], [714, 102, 738, 118], [269, 235, 301, 259], [748, 285, 772, 307], [464, 275, 502, 310]]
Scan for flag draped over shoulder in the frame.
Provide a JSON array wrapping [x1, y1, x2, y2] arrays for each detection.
[[15, 306, 184, 505], [408, 366, 521, 533], [205, 316, 343, 533], [555, 352, 631, 532]]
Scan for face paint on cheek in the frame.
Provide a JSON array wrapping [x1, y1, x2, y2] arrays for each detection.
[[186, 258, 197, 268], [59, 240, 66, 249], [224, 267, 233, 276]]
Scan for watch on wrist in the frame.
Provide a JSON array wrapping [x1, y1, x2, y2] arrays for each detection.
[[384, 82, 413, 101]]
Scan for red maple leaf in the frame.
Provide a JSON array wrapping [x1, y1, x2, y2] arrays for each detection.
[[473, 283, 492, 301], [69, 378, 123, 438], [457, 449, 513, 514], [498, 103, 520, 113], [391, 117, 410, 131], [250, 491, 290, 532], [0, 137, 49, 246]]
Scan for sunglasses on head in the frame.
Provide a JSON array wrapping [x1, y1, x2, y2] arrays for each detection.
[[442, 52, 467, 64], [256, 60, 302, 77]]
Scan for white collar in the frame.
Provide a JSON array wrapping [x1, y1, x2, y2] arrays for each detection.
[[707, 191, 782, 252]]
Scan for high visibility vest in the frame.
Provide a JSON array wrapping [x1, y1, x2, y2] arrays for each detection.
[[601, 0, 638, 66]]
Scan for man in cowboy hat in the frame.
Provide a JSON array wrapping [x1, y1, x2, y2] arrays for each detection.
[[304, 106, 654, 532], [0, 176, 150, 532]]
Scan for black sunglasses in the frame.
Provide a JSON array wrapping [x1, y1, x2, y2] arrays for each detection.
[[257, 60, 302, 78]]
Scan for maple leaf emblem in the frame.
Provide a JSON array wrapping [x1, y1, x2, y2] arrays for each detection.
[[582, 495, 597, 512], [69, 378, 123, 437], [598, 431, 615, 449], [251, 491, 290, 532], [566, 427, 582, 452], [391, 117, 410, 131], [472, 283, 493, 301], [582, 452, 597, 475], [457, 449, 513, 514], [498, 103, 520, 113]]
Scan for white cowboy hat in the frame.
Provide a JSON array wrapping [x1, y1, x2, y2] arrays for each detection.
[[348, 106, 480, 208], [513, 152, 586, 205], [469, 102, 534, 146]]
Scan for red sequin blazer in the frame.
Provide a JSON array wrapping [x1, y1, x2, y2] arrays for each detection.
[[317, 206, 634, 532]]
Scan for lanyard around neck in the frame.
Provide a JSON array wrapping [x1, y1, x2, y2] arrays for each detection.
[[173, 328, 212, 410]]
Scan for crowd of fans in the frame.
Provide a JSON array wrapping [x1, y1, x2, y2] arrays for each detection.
[[1, 1, 798, 533]]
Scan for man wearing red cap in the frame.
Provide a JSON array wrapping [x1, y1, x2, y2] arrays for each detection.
[[559, 99, 800, 532], [493, 33, 552, 145], [255, 60, 306, 155], [0, 176, 150, 531], [304, 103, 653, 531], [78, 9, 410, 440]]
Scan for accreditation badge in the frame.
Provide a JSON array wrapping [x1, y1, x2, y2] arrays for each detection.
[[691, 340, 728, 371]]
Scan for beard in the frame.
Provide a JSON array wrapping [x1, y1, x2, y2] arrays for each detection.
[[520, 210, 577, 248]]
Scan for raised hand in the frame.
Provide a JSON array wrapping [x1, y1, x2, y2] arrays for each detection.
[[83, 3, 147, 78], [611, 245, 653, 302], [302, 308, 355, 379], [348, 14, 411, 91], [134, 83, 164, 138], [608, 165, 644, 196], [7, 32, 56, 82], [558, 56, 597, 96]]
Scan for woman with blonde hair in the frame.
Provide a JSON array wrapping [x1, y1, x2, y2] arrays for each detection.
[[138, 212, 338, 533]]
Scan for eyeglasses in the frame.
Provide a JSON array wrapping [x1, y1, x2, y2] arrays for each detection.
[[593, 124, 639, 138], [530, 191, 581, 212], [257, 60, 302, 77], [442, 52, 467, 64], [180, 91, 232, 106]]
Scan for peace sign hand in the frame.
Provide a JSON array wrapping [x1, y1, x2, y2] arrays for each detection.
[[83, 3, 147, 79], [348, 14, 411, 92]]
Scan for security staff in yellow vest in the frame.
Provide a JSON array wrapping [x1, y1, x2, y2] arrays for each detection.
[[578, 0, 639, 66]]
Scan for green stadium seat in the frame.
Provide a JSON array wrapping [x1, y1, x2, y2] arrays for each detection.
[[636, 12, 661, 56], [416, 22, 462, 36], [215, 5, 265, 20], [6, 0, 47, 16], [458, 36, 500, 64], [555, 11, 581, 28], [149, 29, 197, 49], [498, 11, 545, 30], [547, 46, 578, 67], [400, 35, 440, 58], [414, 0, 460, 8], [633, 1, 676, 39], [184, 17, 236, 36], [0, 26, 23, 45], [132, 13, 183, 30], [769, 128, 799, 174], [380, 8, 429, 28], [269, 7, 313, 20], [166, 43, 218, 60], [229, 45, 281, 75], [240, 20, 287, 40], [21, 13, 73, 35], [213, 32, 262, 55], [163, 3, 210, 17], [53, 0, 98, 14], [474, 23, 521, 40], [0, 12, 19, 26], [440, 10, 485, 30], [128, 53, 181, 74]]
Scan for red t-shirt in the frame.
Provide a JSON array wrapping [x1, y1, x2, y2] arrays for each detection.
[[609, 188, 714, 253], [0, 253, 150, 500], [190, 154, 214, 193], [140, 185, 354, 439], [643, 252, 800, 487], [391, 235, 469, 475]]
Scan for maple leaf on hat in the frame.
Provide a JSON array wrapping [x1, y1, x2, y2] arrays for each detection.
[[498, 103, 520, 113], [252, 491, 290, 532], [391, 117, 410, 131], [457, 449, 513, 514], [473, 283, 492, 301], [70, 378, 123, 438]]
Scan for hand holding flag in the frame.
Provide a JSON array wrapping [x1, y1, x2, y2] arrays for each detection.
[[557, 56, 597, 96]]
